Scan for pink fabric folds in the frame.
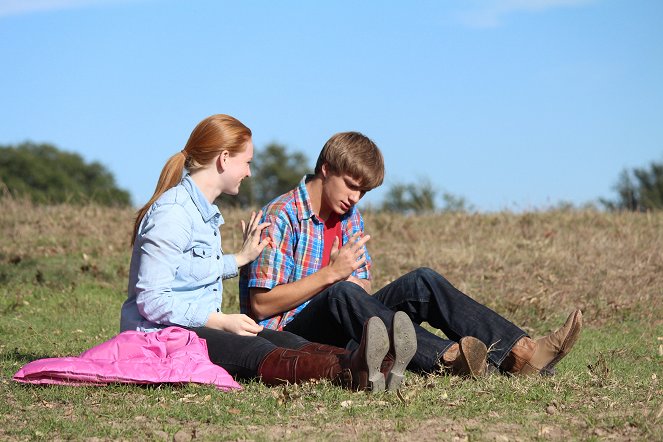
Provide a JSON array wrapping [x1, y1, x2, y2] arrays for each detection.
[[13, 327, 241, 391]]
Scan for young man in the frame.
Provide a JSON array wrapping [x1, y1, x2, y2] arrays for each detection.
[[240, 132, 582, 378]]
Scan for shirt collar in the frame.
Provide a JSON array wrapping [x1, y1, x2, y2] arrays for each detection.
[[181, 174, 223, 226], [294, 175, 315, 221]]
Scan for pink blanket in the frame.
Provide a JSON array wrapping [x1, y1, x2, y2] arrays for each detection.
[[13, 327, 241, 391]]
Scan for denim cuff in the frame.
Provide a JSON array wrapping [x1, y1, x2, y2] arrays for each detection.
[[222, 254, 239, 279]]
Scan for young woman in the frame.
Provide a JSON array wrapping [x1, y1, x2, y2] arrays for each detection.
[[119, 114, 415, 392]]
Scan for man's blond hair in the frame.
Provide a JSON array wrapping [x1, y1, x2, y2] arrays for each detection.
[[314, 132, 384, 190]]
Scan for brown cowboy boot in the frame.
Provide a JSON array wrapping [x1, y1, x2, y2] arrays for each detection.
[[441, 336, 488, 378], [502, 310, 583, 376], [258, 348, 347, 386], [297, 342, 347, 355], [385, 311, 418, 391], [258, 316, 390, 391], [297, 315, 414, 391], [298, 342, 396, 384]]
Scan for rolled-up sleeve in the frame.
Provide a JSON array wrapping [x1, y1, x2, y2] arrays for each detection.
[[249, 213, 294, 290], [222, 254, 239, 280]]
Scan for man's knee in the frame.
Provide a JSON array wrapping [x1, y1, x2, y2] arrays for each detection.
[[414, 267, 446, 283], [415, 266, 436, 277], [326, 281, 371, 308], [328, 281, 366, 300]]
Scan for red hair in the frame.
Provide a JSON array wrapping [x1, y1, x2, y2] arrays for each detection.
[[132, 114, 251, 245]]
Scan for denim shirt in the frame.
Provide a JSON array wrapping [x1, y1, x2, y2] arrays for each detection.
[[120, 174, 238, 333]]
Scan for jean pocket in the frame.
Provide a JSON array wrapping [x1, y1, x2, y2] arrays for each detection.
[[190, 246, 213, 280]]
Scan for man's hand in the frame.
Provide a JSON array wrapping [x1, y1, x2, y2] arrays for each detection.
[[327, 231, 370, 281], [206, 312, 263, 336], [235, 210, 271, 268]]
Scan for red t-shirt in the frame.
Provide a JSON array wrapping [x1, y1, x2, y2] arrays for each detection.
[[322, 213, 343, 267]]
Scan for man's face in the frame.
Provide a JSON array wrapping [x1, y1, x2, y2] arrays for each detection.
[[321, 168, 367, 215]]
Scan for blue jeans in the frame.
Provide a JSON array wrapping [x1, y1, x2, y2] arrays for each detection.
[[284, 267, 526, 372]]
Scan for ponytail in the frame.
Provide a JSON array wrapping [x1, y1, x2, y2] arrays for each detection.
[[130, 114, 251, 246], [131, 151, 187, 245]]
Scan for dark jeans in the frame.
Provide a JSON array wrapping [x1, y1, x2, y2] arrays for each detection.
[[284, 267, 526, 372], [185, 326, 309, 379]]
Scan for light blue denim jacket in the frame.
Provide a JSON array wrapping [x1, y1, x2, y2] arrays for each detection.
[[120, 174, 238, 333]]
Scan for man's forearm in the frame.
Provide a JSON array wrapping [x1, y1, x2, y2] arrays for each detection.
[[250, 267, 342, 320]]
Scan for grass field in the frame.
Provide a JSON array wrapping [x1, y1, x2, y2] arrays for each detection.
[[1, 196, 661, 441]]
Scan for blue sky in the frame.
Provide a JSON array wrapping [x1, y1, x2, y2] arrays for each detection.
[[1, 0, 661, 211]]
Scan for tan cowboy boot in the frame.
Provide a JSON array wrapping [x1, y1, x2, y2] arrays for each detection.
[[441, 336, 488, 377], [503, 310, 583, 376]]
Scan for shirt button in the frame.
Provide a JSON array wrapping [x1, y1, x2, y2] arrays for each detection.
[[216, 308, 220, 312], [217, 255, 220, 260], [214, 231, 217, 236], [213, 288, 218, 291]]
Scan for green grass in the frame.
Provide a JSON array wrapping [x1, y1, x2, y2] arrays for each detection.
[[1, 199, 662, 440], [1, 323, 660, 440]]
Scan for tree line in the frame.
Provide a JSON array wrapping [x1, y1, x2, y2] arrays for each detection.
[[1, 142, 661, 212], [0, 142, 131, 206]]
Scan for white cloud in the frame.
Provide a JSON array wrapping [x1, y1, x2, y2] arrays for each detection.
[[0, 0, 138, 18], [456, 0, 597, 28]]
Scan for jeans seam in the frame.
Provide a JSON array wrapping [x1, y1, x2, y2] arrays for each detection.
[[488, 332, 527, 367]]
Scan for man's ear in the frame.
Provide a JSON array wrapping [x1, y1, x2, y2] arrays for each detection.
[[320, 163, 328, 179]]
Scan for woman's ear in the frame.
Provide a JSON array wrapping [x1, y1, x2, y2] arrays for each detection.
[[217, 150, 230, 171]]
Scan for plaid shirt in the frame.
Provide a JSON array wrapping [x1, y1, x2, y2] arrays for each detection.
[[240, 175, 371, 330]]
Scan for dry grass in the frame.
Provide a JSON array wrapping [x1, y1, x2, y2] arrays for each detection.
[[4, 197, 660, 328], [364, 210, 663, 330]]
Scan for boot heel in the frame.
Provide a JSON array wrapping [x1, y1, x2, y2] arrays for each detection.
[[386, 372, 404, 391], [387, 311, 418, 391], [369, 373, 386, 392], [363, 317, 390, 392]]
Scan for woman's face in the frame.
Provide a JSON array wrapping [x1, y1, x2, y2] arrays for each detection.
[[220, 140, 253, 195]]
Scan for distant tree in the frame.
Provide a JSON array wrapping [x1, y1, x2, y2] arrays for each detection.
[[440, 191, 473, 213], [0, 142, 131, 206], [601, 160, 663, 211], [254, 143, 310, 205], [219, 142, 310, 209], [380, 178, 472, 214], [381, 180, 437, 214]]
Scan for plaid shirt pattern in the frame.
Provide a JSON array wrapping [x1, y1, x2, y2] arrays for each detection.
[[239, 175, 371, 330]]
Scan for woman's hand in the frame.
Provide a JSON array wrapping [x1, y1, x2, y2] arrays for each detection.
[[206, 312, 263, 336], [235, 210, 271, 267]]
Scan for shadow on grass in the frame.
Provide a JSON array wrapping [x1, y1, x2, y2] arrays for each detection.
[[1, 348, 55, 365]]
